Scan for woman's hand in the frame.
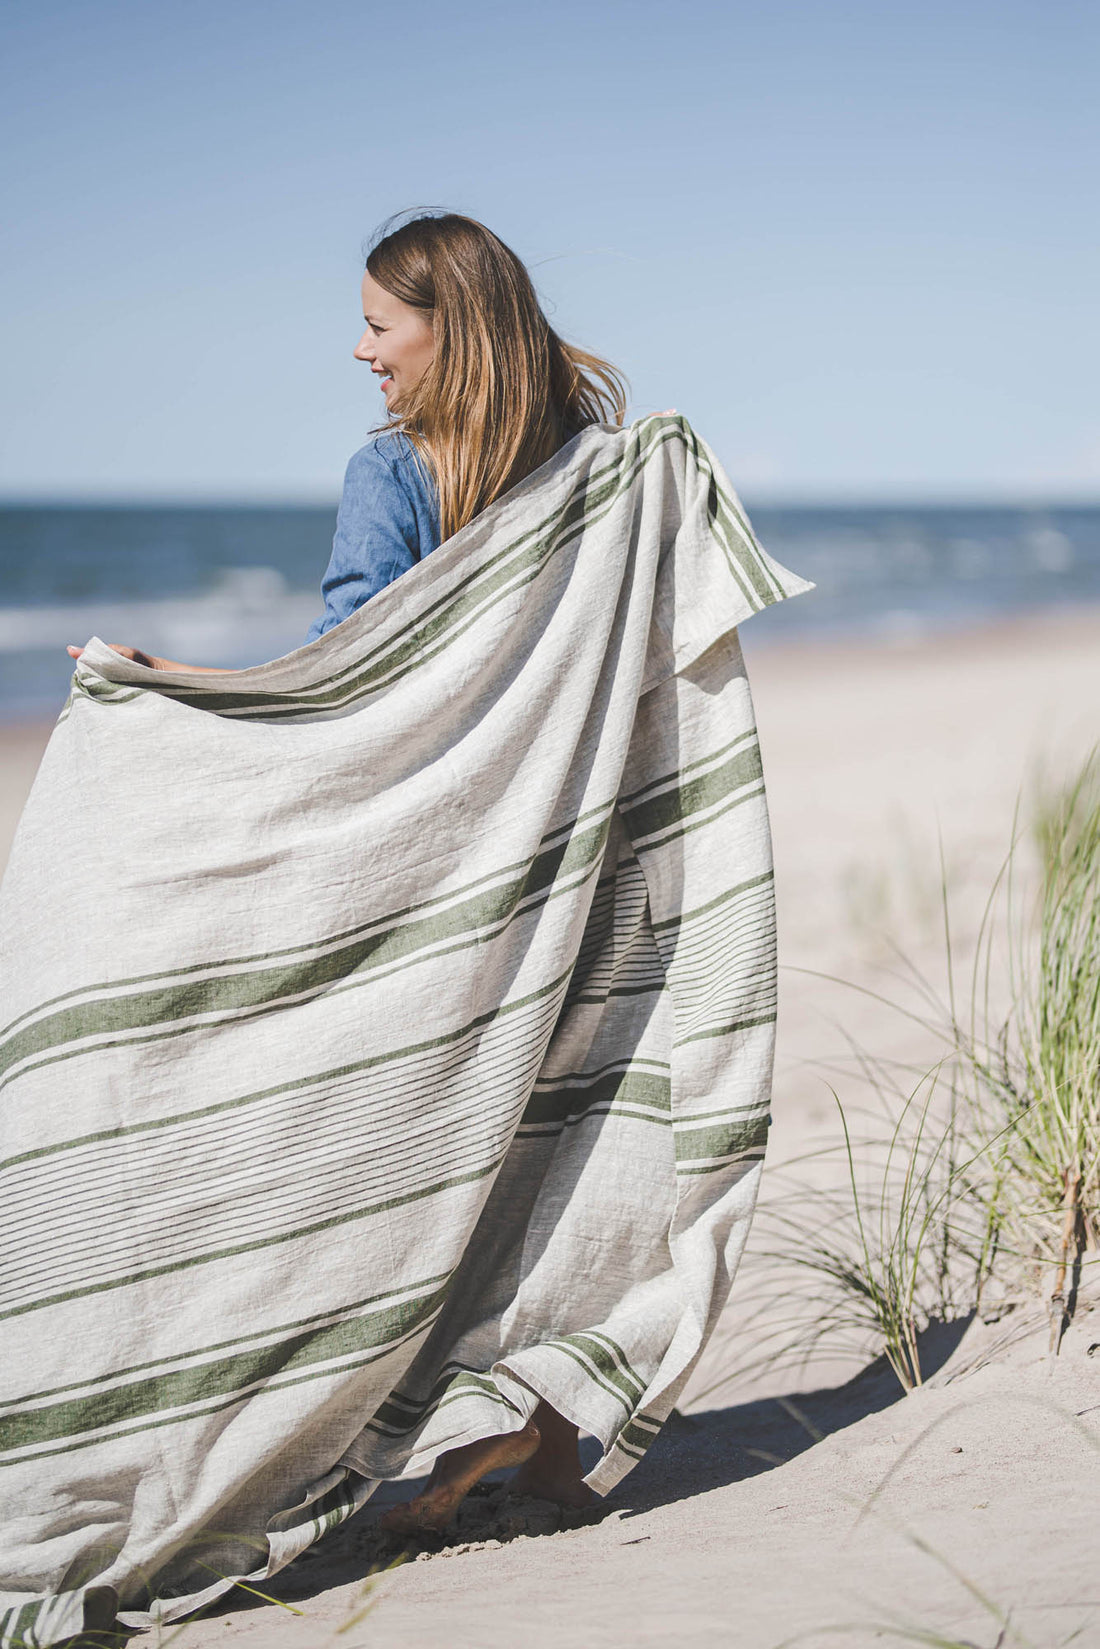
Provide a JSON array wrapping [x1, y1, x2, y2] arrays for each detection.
[[66, 643, 238, 674]]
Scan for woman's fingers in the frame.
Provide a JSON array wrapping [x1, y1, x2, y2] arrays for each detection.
[[66, 642, 155, 666]]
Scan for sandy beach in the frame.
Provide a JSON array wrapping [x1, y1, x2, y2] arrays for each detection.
[[3, 608, 1098, 1648]]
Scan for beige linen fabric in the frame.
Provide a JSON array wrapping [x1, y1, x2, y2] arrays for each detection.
[[0, 415, 810, 1645]]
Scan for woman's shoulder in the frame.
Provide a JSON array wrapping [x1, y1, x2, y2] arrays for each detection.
[[344, 429, 433, 497], [338, 429, 440, 547]]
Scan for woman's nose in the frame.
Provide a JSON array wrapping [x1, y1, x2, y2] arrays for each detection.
[[354, 331, 375, 362]]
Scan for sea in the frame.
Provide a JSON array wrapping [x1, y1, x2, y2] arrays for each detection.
[[1, 501, 1098, 721]]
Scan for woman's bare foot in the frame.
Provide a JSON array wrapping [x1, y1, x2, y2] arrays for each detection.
[[509, 1400, 596, 1508], [379, 1419, 541, 1535]]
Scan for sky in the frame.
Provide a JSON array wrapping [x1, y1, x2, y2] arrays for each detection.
[[1, 0, 1097, 503]]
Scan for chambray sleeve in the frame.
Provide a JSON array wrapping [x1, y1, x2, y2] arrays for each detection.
[[306, 443, 422, 641]]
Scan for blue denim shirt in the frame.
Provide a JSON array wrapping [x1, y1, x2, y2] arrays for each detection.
[[307, 431, 441, 641]]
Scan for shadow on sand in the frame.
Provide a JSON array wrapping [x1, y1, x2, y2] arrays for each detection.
[[613, 1315, 971, 1519], [255, 1315, 973, 1606]]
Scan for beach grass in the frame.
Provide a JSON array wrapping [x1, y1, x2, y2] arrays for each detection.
[[955, 754, 1100, 1342], [708, 751, 1100, 1401], [736, 1076, 982, 1394], [689, 1067, 987, 1402]]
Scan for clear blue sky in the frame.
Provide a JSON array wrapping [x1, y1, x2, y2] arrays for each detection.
[[2, 0, 1096, 502]]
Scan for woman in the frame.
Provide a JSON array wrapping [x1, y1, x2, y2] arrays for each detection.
[[7, 211, 811, 1644]]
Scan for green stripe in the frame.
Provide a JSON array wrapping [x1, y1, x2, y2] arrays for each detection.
[[673, 1111, 769, 1164], [304, 1471, 362, 1540], [0, 808, 610, 1094], [0, 801, 615, 1046], [652, 870, 774, 937], [73, 409, 793, 726], [0, 1599, 44, 1648], [368, 1366, 523, 1438], [583, 1330, 647, 1397], [0, 1327, 433, 1472], [618, 729, 756, 809], [373, 1379, 522, 1437], [668, 906, 774, 971], [672, 1010, 777, 1050], [540, 1331, 645, 1412], [705, 471, 774, 607], [632, 781, 765, 857], [542, 1342, 636, 1413], [670, 1099, 766, 1126], [616, 1415, 662, 1455], [0, 1281, 450, 1454], [677, 984, 778, 1031], [567, 861, 642, 974], [569, 983, 665, 1006], [612, 1436, 646, 1461], [682, 420, 785, 607], [73, 677, 143, 706], [69, 416, 793, 731], [4, 1273, 455, 1410], [620, 741, 762, 844], [520, 1066, 671, 1130], [517, 1105, 669, 1140], [676, 1147, 767, 1177]]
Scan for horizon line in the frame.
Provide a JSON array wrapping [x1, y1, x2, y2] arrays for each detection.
[[2, 489, 1100, 512]]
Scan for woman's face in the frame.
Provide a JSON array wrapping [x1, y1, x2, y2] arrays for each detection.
[[354, 270, 435, 413]]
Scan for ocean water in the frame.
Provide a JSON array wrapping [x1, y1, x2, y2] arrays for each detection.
[[0, 501, 1097, 720]]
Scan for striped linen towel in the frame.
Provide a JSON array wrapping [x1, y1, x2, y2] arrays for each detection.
[[0, 414, 811, 1645]]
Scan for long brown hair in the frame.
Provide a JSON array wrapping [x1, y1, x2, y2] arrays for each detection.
[[365, 212, 628, 541]]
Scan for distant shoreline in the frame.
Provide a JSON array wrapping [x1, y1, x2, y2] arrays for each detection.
[[738, 595, 1100, 656], [3, 494, 1100, 512]]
